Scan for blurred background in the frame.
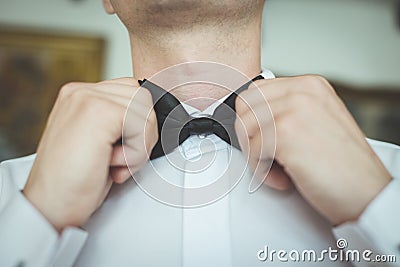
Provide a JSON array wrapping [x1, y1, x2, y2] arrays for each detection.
[[0, 0, 399, 161]]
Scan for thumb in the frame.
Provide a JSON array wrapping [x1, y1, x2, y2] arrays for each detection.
[[264, 162, 293, 191]]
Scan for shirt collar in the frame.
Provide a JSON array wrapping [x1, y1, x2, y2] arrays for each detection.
[[180, 69, 275, 117]]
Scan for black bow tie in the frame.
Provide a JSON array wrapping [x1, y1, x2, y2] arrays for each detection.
[[139, 75, 264, 159]]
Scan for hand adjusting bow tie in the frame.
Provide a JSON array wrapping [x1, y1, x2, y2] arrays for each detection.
[[138, 75, 264, 160]]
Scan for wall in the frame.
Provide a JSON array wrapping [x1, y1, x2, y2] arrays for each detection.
[[262, 0, 400, 88], [0, 0, 132, 79]]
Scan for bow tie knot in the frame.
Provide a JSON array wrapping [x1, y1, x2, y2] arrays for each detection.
[[184, 117, 219, 136]]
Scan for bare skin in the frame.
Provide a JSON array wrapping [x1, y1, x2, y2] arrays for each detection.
[[23, 0, 391, 232], [24, 79, 158, 232], [235, 76, 391, 224]]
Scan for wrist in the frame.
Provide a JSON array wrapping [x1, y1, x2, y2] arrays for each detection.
[[23, 183, 70, 233], [334, 175, 392, 225]]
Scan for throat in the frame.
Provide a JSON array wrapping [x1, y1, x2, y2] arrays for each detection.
[[171, 83, 231, 111]]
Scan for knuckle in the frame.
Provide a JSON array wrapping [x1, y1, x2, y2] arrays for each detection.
[[147, 108, 157, 125], [71, 91, 105, 117], [58, 82, 81, 99], [248, 125, 260, 139], [234, 118, 243, 136], [145, 132, 159, 155], [82, 99, 105, 117], [301, 75, 333, 96], [235, 93, 250, 115], [69, 87, 90, 103], [140, 88, 153, 103], [244, 117, 260, 139], [276, 113, 297, 139], [152, 130, 159, 147], [302, 74, 327, 85], [145, 110, 159, 145]]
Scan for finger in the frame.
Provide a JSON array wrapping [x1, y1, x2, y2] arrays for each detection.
[[110, 144, 152, 169], [250, 75, 335, 102], [245, 145, 291, 192], [264, 162, 293, 191], [269, 93, 366, 147], [62, 83, 152, 111], [93, 83, 139, 99], [240, 88, 364, 149], [61, 87, 132, 110], [245, 130, 276, 192], [109, 167, 132, 184], [248, 157, 273, 193], [79, 88, 154, 127], [97, 77, 139, 87], [58, 79, 139, 101], [60, 92, 152, 144], [251, 77, 366, 144], [239, 76, 336, 119], [236, 103, 277, 140], [244, 129, 292, 191], [239, 77, 305, 112], [93, 85, 153, 108], [93, 82, 153, 103], [110, 145, 128, 167], [98, 178, 114, 208], [117, 92, 158, 170]]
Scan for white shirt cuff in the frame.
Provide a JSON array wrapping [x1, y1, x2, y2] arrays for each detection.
[[333, 179, 400, 261], [0, 191, 88, 267]]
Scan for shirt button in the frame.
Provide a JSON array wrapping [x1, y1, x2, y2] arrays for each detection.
[[198, 133, 207, 139]]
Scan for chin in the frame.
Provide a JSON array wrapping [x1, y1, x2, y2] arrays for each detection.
[[114, 0, 264, 35]]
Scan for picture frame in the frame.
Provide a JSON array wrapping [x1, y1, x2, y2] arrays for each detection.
[[0, 27, 105, 161]]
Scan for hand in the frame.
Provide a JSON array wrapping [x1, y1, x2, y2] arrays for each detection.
[[235, 75, 392, 225], [23, 78, 158, 232]]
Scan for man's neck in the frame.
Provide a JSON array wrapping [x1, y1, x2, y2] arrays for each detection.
[[129, 16, 263, 110]]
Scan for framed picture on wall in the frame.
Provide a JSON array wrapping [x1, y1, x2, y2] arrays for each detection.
[[0, 27, 105, 161]]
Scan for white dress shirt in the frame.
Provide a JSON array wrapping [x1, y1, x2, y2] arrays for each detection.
[[0, 70, 399, 267]]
